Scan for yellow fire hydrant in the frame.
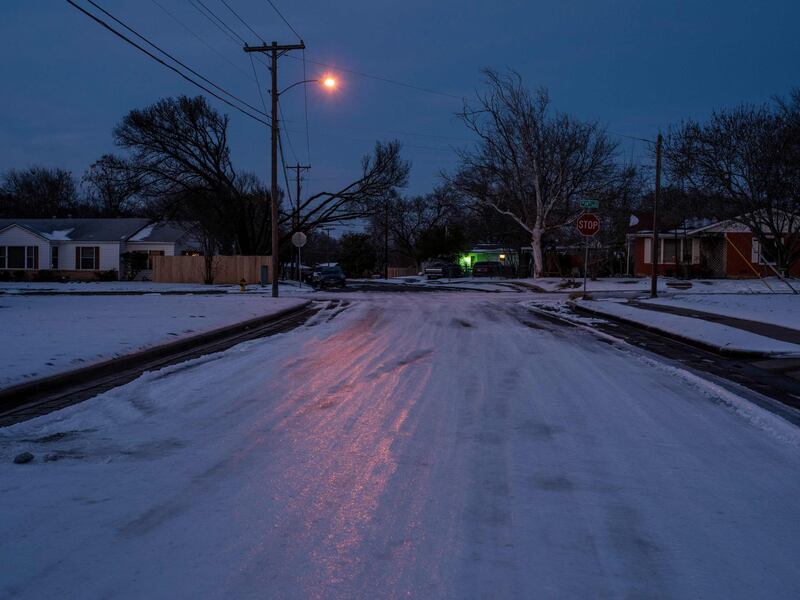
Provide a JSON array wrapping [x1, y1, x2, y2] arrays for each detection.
[[239, 278, 247, 293]]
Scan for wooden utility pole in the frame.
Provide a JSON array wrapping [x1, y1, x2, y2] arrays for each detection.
[[244, 41, 305, 298], [383, 199, 390, 280], [288, 164, 310, 282], [651, 133, 663, 298]]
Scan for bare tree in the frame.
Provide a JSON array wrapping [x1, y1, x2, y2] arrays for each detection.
[[83, 155, 143, 216], [105, 96, 409, 260], [452, 70, 628, 277], [380, 187, 462, 269], [1, 167, 83, 218], [287, 141, 410, 239], [666, 94, 800, 273]]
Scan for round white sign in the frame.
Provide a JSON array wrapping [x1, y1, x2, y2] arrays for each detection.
[[291, 232, 308, 248]]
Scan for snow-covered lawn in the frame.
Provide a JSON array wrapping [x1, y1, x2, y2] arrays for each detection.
[[641, 293, 800, 331], [0, 280, 313, 295], [1, 294, 800, 598], [0, 295, 307, 390], [575, 298, 800, 355]]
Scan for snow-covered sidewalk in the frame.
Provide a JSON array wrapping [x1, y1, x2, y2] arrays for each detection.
[[640, 293, 800, 331], [0, 295, 308, 390], [574, 298, 800, 356]]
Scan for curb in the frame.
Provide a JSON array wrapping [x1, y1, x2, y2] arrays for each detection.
[[567, 300, 788, 360], [0, 300, 313, 410]]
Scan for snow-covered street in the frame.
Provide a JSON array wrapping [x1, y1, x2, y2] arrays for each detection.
[[2, 292, 800, 599]]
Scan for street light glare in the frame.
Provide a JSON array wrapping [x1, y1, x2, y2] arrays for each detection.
[[323, 77, 337, 89]]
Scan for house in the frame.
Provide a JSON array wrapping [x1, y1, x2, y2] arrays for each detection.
[[458, 244, 520, 271], [626, 212, 799, 278], [0, 218, 200, 280]]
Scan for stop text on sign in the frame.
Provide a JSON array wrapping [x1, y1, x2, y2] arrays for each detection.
[[576, 213, 600, 237]]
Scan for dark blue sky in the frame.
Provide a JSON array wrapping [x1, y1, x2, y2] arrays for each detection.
[[2, 0, 799, 205]]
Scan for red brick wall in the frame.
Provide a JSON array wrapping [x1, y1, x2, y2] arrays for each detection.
[[724, 233, 758, 277]]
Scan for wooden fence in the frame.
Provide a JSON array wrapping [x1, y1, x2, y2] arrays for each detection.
[[152, 255, 273, 284], [387, 266, 418, 278]]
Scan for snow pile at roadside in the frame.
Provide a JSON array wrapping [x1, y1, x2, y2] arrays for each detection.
[[0, 295, 307, 390], [641, 294, 800, 331], [574, 298, 800, 355]]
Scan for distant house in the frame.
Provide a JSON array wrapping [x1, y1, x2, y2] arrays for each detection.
[[0, 218, 200, 280], [626, 212, 799, 278], [458, 244, 520, 271]]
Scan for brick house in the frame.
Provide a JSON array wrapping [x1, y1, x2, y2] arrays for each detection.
[[626, 212, 799, 278]]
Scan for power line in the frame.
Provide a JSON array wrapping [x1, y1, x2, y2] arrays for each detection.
[[83, 0, 268, 119], [66, 0, 270, 125], [219, 0, 265, 43], [287, 53, 463, 101], [278, 101, 300, 164], [608, 130, 656, 144], [85, 0, 270, 122], [277, 132, 293, 206], [151, 0, 252, 81], [186, 0, 269, 68], [186, 0, 240, 46], [262, 0, 302, 42], [248, 54, 268, 115], [191, 0, 246, 44]]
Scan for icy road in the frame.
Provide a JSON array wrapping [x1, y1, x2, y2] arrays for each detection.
[[2, 293, 800, 599]]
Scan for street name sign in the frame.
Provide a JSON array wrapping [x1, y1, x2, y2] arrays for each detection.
[[580, 199, 599, 209]]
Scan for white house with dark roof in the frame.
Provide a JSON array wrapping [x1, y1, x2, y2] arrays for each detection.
[[0, 219, 200, 279]]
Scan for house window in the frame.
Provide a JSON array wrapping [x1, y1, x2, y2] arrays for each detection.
[[643, 238, 652, 264], [77, 246, 99, 270], [3, 246, 37, 269], [662, 239, 678, 264], [51, 246, 59, 270], [751, 238, 761, 264]]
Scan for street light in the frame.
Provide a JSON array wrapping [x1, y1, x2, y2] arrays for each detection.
[[280, 77, 337, 96], [243, 37, 337, 298]]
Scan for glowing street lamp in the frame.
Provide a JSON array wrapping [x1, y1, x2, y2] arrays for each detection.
[[323, 76, 337, 89]]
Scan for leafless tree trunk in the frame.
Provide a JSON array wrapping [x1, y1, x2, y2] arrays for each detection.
[[452, 70, 630, 277]]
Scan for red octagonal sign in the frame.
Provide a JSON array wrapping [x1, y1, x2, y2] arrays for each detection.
[[577, 213, 600, 237]]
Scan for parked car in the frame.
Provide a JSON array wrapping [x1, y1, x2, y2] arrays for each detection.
[[471, 261, 502, 277], [424, 262, 462, 280], [311, 265, 347, 288]]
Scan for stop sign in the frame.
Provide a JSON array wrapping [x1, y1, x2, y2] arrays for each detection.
[[576, 213, 600, 237]]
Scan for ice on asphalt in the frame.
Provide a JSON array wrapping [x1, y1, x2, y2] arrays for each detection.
[[2, 292, 800, 599]]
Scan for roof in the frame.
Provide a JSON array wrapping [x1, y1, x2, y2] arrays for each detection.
[[468, 245, 517, 253], [128, 222, 193, 244], [627, 213, 724, 237], [0, 219, 193, 243]]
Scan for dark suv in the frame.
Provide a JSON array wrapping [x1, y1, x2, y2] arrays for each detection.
[[471, 261, 502, 277], [312, 266, 346, 288]]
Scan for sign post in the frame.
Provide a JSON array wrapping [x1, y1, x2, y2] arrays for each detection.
[[576, 212, 600, 297], [291, 232, 307, 288]]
